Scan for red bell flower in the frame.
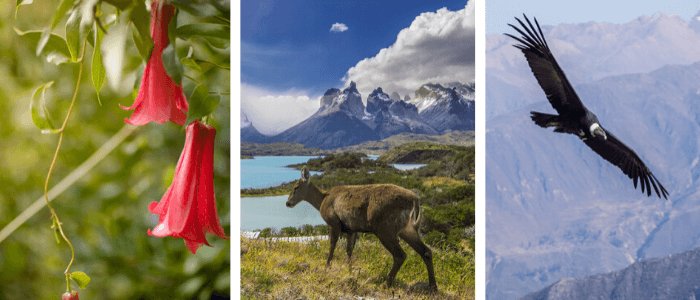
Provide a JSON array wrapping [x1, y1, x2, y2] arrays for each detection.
[[121, 1, 188, 126], [148, 121, 227, 253]]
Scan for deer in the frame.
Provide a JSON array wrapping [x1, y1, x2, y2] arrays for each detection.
[[285, 167, 437, 291]]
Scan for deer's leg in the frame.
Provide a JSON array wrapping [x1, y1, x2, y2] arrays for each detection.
[[346, 232, 358, 264], [400, 228, 437, 291], [326, 225, 340, 267], [377, 234, 406, 287]]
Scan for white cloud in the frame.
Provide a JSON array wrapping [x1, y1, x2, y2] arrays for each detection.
[[241, 83, 320, 135], [344, 2, 475, 97], [330, 22, 349, 33]]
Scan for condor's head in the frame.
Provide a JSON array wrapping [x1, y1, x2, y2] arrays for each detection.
[[589, 123, 607, 140]]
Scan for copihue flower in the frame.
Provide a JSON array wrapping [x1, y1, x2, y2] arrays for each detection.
[[148, 121, 227, 253], [121, 1, 188, 126]]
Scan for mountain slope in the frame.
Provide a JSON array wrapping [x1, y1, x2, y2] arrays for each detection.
[[241, 112, 269, 143], [487, 13, 700, 118], [273, 81, 474, 149], [366, 87, 437, 138], [486, 62, 700, 299], [523, 246, 700, 300], [275, 83, 378, 149], [412, 83, 475, 132]]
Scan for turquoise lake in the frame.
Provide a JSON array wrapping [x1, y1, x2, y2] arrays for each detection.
[[241, 155, 426, 231], [241, 156, 325, 231]]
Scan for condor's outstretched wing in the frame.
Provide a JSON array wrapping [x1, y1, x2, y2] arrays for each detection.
[[505, 15, 587, 117], [583, 131, 668, 199]]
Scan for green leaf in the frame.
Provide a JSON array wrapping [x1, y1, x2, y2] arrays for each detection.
[[30, 82, 60, 134], [35, 0, 75, 56], [69, 271, 91, 289], [170, 0, 218, 18], [15, 29, 71, 65], [176, 24, 229, 49], [65, 10, 81, 61], [102, 0, 130, 10], [129, 1, 152, 61], [14, 0, 33, 18], [186, 85, 220, 125], [101, 13, 129, 90], [162, 44, 183, 85], [176, 24, 229, 40], [51, 0, 75, 29], [91, 26, 105, 105]]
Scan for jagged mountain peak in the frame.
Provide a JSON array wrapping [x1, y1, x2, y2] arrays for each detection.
[[323, 87, 341, 96], [256, 81, 474, 148], [241, 111, 252, 127], [345, 81, 358, 93]]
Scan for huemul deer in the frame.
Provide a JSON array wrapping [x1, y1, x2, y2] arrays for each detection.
[[285, 168, 437, 290]]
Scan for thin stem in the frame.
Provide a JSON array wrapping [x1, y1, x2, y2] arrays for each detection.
[[0, 125, 135, 244], [43, 41, 86, 292]]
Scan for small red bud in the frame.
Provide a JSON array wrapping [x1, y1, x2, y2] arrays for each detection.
[[61, 291, 79, 300]]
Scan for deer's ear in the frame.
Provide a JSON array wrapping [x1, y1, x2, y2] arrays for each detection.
[[301, 167, 310, 181]]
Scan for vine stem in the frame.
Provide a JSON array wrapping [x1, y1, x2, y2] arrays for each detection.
[[0, 125, 135, 243], [43, 42, 86, 292]]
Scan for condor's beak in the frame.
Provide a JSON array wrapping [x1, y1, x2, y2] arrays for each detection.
[[594, 127, 607, 140]]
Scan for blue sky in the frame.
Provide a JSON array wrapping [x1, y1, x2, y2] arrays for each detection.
[[487, 0, 700, 33], [242, 0, 467, 94]]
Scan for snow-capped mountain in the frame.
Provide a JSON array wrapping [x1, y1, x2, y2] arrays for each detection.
[[317, 81, 366, 118], [274, 82, 378, 149], [366, 87, 437, 138], [487, 61, 700, 299], [241, 112, 268, 143], [248, 81, 475, 149], [411, 83, 475, 132], [487, 12, 700, 119], [524, 246, 700, 300]]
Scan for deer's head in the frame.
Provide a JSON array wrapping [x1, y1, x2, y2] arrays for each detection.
[[286, 167, 311, 208]]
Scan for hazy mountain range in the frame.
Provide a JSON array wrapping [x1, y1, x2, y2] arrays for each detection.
[[487, 12, 700, 299], [487, 12, 700, 119], [524, 246, 700, 300], [242, 81, 475, 149]]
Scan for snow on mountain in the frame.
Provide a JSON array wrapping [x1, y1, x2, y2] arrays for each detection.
[[275, 82, 377, 149], [487, 13, 700, 119], [241, 112, 252, 128], [411, 83, 475, 132], [241, 112, 269, 143], [366, 87, 436, 138], [523, 246, 700, 300], [486, 62, 700, 299], [268, 81, 474, 148], [316, 81, 366, 118]]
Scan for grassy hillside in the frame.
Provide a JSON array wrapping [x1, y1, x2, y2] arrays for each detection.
[[241, 235, 474, 299], [339, 131, 475, 154], [241, 142, 325, 156]]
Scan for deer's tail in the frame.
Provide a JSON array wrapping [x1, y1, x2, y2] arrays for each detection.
[[410, 200, 422, 228]]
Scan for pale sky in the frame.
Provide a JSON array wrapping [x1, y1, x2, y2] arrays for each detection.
[[487, 0, 700, 33]]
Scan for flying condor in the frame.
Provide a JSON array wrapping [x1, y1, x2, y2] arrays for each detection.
[[505, 15, 669, 199]]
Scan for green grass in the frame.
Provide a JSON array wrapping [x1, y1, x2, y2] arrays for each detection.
[[241, 142, 475, 298], [241, 236, 474, 299]]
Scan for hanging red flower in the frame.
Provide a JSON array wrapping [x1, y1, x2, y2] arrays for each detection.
[[148, 121, 227, 253], [121, 1, 188, 126]]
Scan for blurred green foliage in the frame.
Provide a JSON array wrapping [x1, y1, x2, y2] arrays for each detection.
[[0, 1, 230, 299]]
